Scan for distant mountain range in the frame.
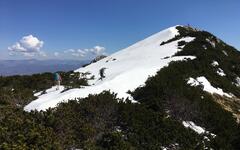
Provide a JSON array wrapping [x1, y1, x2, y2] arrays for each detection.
[[0, 59, 89, 76]]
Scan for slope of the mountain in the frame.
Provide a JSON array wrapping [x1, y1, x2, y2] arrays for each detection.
[[130, 26, 240, 149], [24, 26, 196, 111]]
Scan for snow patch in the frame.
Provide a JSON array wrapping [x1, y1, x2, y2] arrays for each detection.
[[34, 91, 43, 97], [187, 76, 232, 98], [234, 77, 240, 87], [202, 45, 207, 50], [216, 68, 226, 76], [222, 50, 228, 56], [206, 38, 216, 48], [182, 121, 205, 134], [211, 61, 226, 76], [211, 61, 219, 67], [187, 77, 200, 86], [182, 121, 217, 140], [177, 39, 193, 49], [161, 143, 179, 150]]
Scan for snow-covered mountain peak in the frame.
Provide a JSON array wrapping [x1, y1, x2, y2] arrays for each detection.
[[25, 26, 196, 111], [122, 25, 180, 51], [74, 25, 194, 86]]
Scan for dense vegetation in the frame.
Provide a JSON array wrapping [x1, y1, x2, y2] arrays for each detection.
[[132, 61, 240, 149], [0, 26, 240, 149], [0, 91, 203, 149], [133, 26, 240, 149], [1, 68, 239, 149]]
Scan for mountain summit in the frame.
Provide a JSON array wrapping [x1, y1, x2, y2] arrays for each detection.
[[25, 26, 240, 119]]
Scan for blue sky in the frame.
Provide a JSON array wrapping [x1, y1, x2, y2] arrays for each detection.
[[0, 0, 239, 60]]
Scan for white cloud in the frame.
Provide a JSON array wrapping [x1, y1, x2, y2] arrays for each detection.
[[77, 49, 86, 54], [91, 46, 105, 54], [8, 35, 46, 57], [23, 52, 35, 57], [64, 49, 75, 53], [19, 35, 43, 51], [8, 52, 15, 56], [71, 53, 84, 57], [54, 52, 60, 57], [8, 42, 26, 52], [62, 46, 106, 59], [64, 49, 85, 57], [39, 51, 47, 57]]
